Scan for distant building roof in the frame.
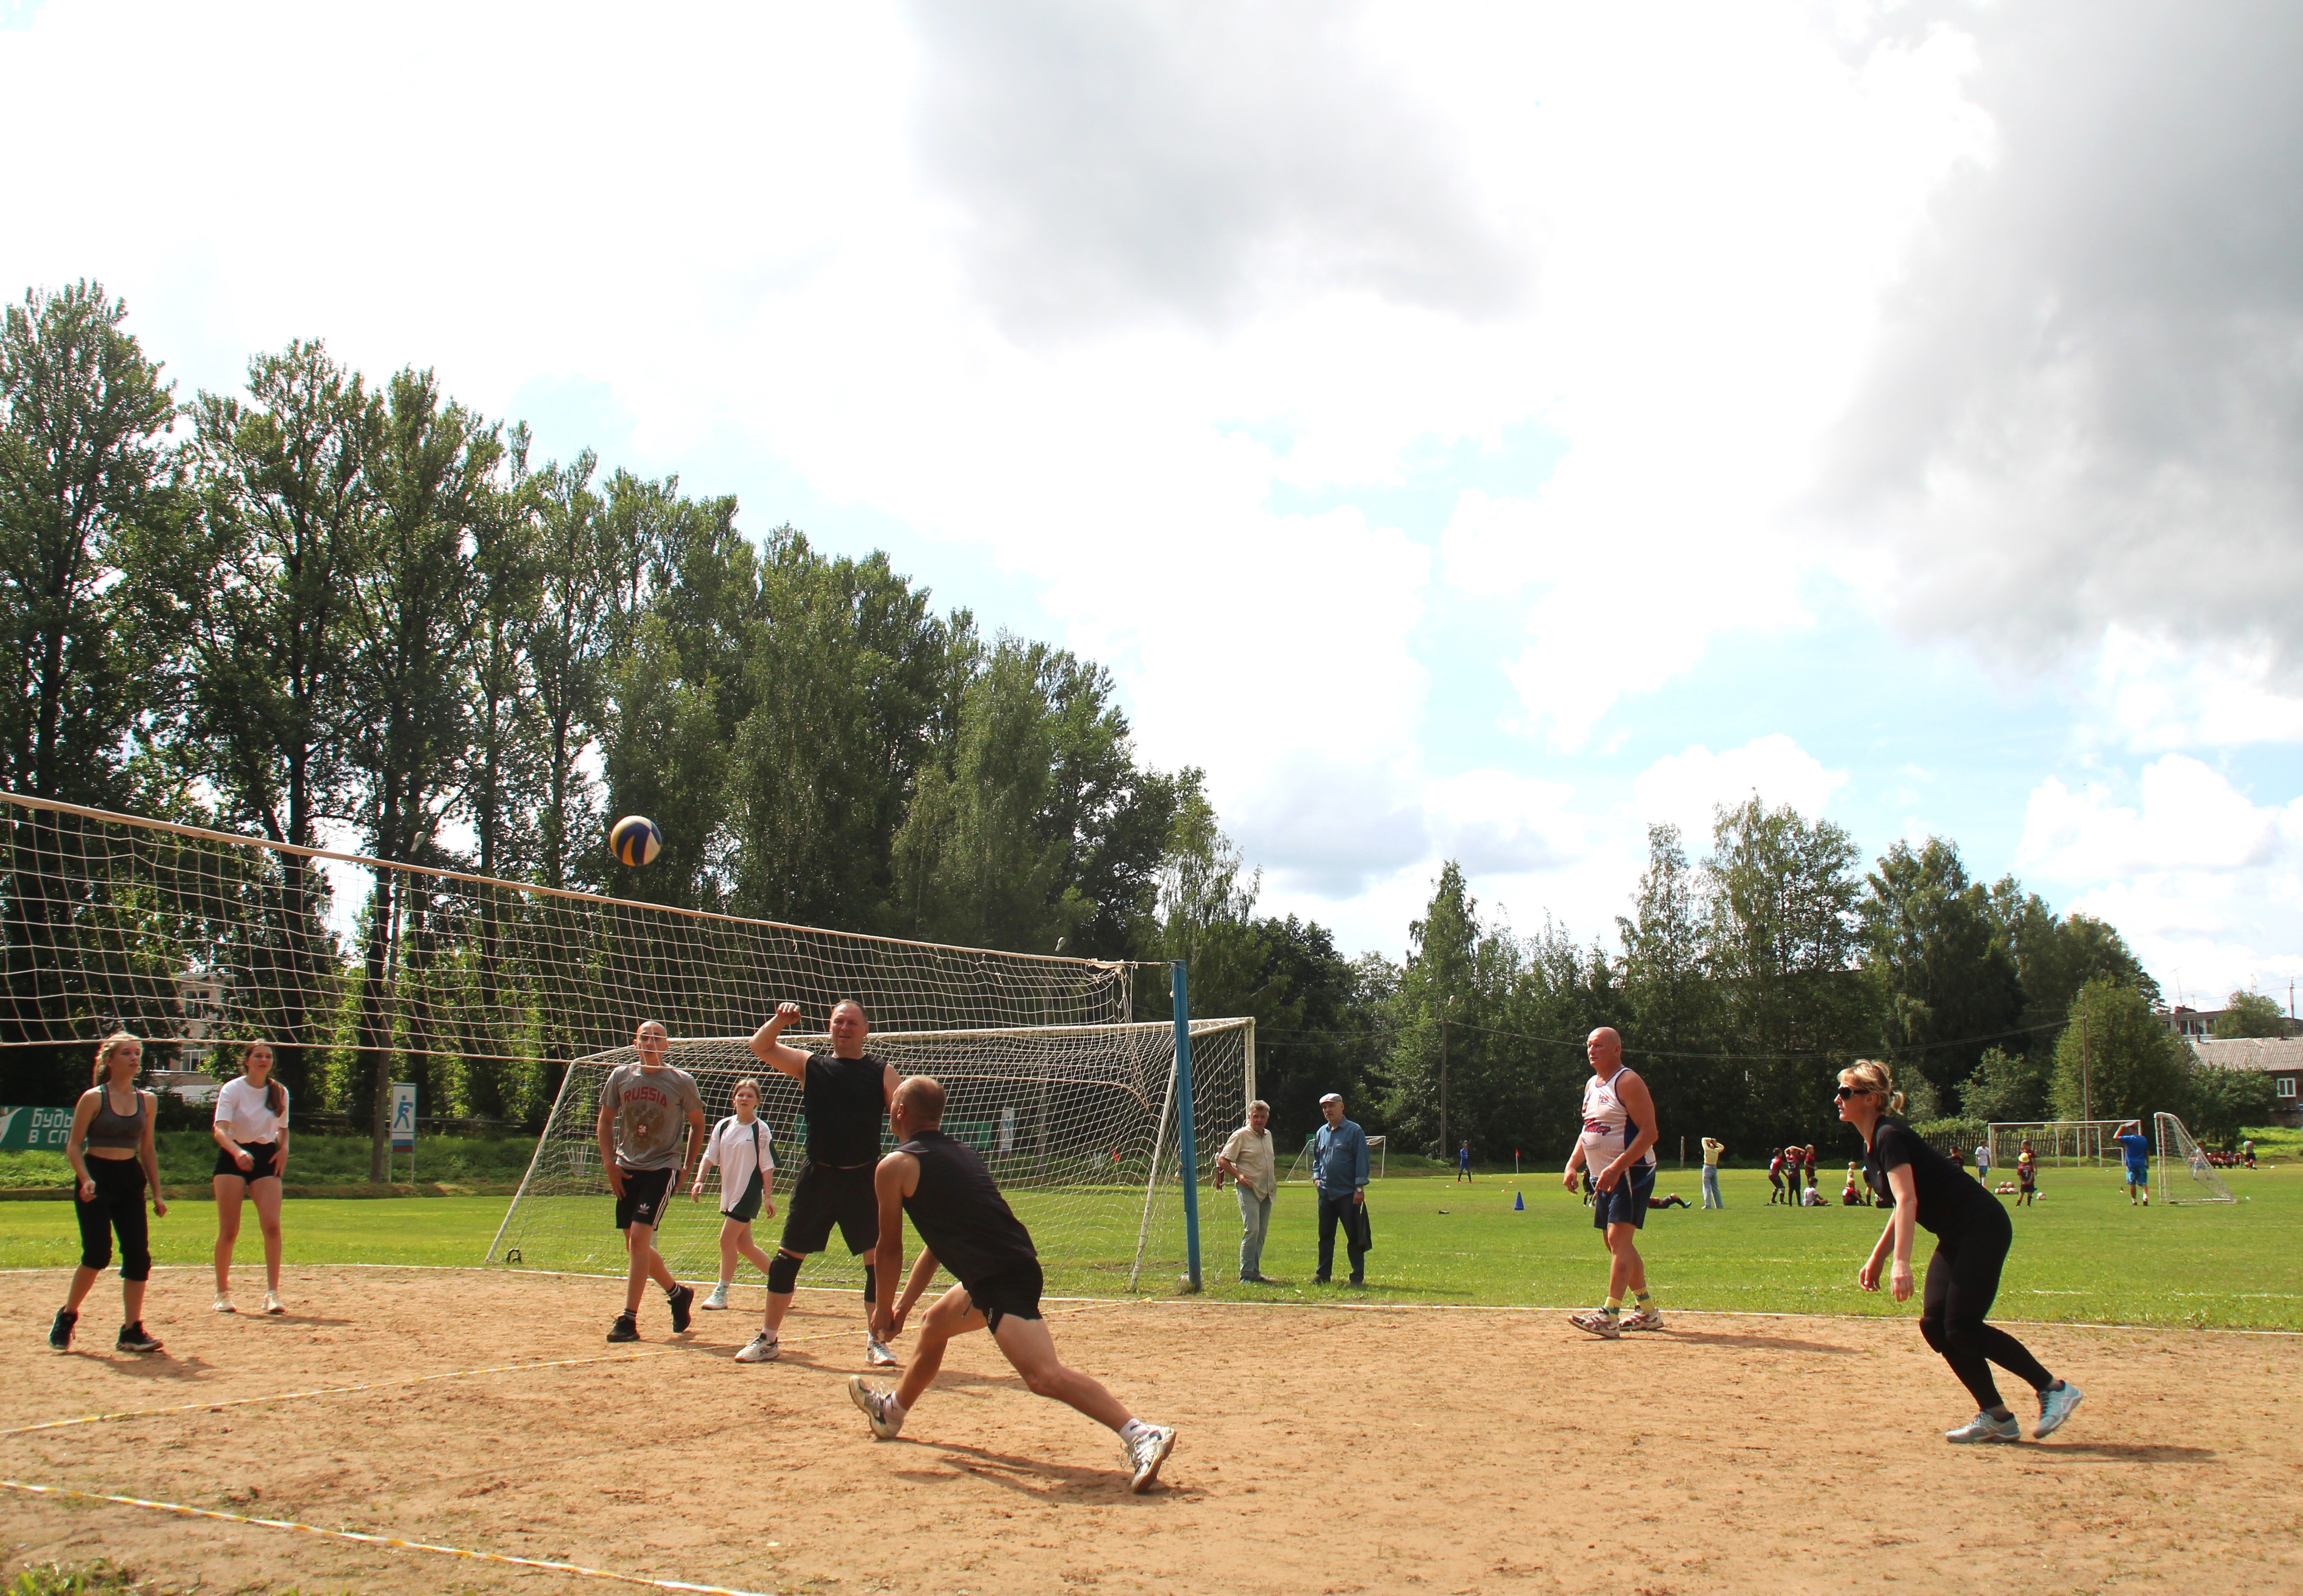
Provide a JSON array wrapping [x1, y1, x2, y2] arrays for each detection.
[[2190, 1037, 2303, 1073]]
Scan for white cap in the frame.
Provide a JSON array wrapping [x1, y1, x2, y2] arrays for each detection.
[[1318, 1092, 1343, 1105]]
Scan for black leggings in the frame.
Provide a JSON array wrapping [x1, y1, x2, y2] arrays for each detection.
[[1919, 1199, 2050, 1410], [76, 1157, 152, 1282]]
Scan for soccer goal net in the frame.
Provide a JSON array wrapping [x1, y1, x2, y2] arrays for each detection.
[[1987, 1120, 2141, 1172], [489, 1019, 1250, 1293], [2154, 1112, 2237, 1205], [1281, 1132, 1386, 1185]]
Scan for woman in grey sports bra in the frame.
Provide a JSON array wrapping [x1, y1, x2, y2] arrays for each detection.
[[54, 1032, 169, 1355]]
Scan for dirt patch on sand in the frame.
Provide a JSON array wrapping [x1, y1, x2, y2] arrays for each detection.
[[3, 1267, 2297, 1594]]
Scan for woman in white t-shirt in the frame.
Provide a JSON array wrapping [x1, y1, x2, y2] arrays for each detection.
[[691, 1077, 777, 1312], [211, 1039, 290, 1315]]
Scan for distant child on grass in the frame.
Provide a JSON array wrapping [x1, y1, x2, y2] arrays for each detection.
[[693, 1077, 777, 1311]]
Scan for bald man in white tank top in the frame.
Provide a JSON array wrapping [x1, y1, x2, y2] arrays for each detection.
[[1561, 1027, 1663, 1339]]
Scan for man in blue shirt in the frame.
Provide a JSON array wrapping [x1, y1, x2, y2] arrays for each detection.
[[1312, 1093, 1370, 1285], [2114, 1119, 2151, 1206], [1456, 1141, 1472, 1184]]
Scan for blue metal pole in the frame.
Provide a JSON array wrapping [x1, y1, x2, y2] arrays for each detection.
[[1171, 960, 1202, 1291]]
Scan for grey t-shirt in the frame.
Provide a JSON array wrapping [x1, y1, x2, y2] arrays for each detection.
[[602, 1063, 704, 1172]]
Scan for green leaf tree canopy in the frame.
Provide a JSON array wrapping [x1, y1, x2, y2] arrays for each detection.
[[2051, 979, 2188, 1122]]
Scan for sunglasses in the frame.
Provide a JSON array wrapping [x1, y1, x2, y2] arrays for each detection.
[[1833, 1085, 1871, 1101]]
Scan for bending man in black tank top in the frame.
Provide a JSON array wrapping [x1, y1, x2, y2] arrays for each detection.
[[1838, 1060, 2084, 1445], [741, 1001, 902, 1367], [845, 1077, 1178, 1494]]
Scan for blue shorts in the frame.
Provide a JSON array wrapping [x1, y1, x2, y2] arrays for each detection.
[[1593, 1166, 1656, 1230], [2126, 1162, 2149, 1185]]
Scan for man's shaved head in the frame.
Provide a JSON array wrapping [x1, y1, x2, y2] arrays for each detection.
[[895, 1075, 945, 1127]]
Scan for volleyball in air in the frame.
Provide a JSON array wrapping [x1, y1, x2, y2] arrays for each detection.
[[609, 814, 663, 867]]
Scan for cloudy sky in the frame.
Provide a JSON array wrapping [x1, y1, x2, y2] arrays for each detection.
[[5, 0, 2300, 1007]]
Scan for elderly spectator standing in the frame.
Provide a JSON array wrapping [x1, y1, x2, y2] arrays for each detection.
[[1700, 1137, 1725, 1209], [1311, 1093, 1370, 1286], [1215, 1101, 1279, 1283]]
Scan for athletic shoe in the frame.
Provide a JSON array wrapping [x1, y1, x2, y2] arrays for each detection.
[[734, 1331, 780, 1363], [262, 1291, 284, 1316], [1347, 1274, 1365, 1286], [667, 1284, 696, 1334], [48, 1308, 75, 1350], [115, 1323, 163, 1355], [848, 1375, 905, 1440], [1619, 1305, 1665, 1332], [1944, 1411, 2021, 1444], [700, 1285, 731, 1311], [1124, 1424, 1177, 1493], [1567, 1307, 1621, 1340], [211, 1295, 236, 1314], [606, 1313, 640, 1344], [2035, 1380, 2084, 1439], [865, 1335, 899, 1368]]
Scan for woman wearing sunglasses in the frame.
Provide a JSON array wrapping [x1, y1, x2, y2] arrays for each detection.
[[1838, 1059, 2083, 1444]]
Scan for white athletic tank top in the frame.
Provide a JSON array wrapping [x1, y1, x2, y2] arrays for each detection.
[[1580, 1068, 1656, 1174]]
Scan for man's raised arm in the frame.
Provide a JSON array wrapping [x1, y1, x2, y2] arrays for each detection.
[[748, 1002, 813, 1081]]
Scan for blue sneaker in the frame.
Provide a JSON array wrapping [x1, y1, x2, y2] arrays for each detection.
[[1945, 1411, 2021, 1444], [2035, 1380, 2083, 1439]]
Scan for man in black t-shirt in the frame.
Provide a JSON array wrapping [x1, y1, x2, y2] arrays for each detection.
[[737, 1000, 901, 1367], [844, 1076, 1178, 1493]]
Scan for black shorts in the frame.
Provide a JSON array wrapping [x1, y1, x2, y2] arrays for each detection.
[[779, 1161, 879, 1256], [615, 1166, 676, 1230], [1593, 1165, 1657, 1230], [965, 1262, 1045, 1333], [214, 1142, 281, 1183]]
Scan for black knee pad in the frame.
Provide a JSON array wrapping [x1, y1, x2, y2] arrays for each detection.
[[862, 1263, 876, 1306], [766, 1250, 804, 1295]]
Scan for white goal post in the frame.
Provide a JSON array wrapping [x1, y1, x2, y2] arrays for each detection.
[[1987, 1120, 2141, 1171], [2155, 1111, 2237, 1205], [1281, 1132, 1386, 1185], [488, 1018, 1252, 1293]]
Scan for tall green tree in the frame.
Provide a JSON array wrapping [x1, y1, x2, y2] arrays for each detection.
[[522, 450, 616, 892], [0, 282, 177, 1103], [1860, 837, 2024, 1104], [2050, 979, 2187, 1122], [1989, 881, 2159, 1052], [2212, 990, 2288, 1039], [341, 369, 501, 1175], [178, 340, 379, 1104], [0, 281, 176, 805], [1702, 798, 1866, 1146], [1617, 822, 1729, 1150]]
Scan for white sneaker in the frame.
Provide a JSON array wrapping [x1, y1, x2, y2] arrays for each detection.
[[262, 1292, 284, 1316], [734, 1331, 780, 1363], [211, 1295, 236, 1314], [2035, 1380, 2084, 1439], [848, 1375, 905, 1439], [1619, 1305, 1664, 1332], [700, 1285, 731, 1311], [1567, 1307, 1621, 1340], [865, 1335, 899, 1368], [1945, 1411, 2022, 1444], [1124, 1424, 1177, 1492]]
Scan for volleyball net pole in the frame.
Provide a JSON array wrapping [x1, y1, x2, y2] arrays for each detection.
[[1172, 959, 1201, 1293]]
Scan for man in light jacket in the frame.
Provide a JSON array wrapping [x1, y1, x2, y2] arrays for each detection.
[[1215, 1100, 1278, 1283], [1311, 1093, 1370, 1286]]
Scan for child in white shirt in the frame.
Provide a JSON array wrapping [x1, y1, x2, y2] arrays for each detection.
[[692, 1077, 777, 1311]]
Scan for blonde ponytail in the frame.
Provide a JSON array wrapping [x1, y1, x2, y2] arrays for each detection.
[[90, 1031, 141, 1087], [1840, 1058, 1905, 1116]]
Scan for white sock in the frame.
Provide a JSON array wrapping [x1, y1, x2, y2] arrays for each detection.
[[1120, 1418, 1151, 1444]]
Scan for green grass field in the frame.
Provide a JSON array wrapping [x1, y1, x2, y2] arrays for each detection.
[[0, 1130, 535, 1193], [5, 1154, 2295, 1329]]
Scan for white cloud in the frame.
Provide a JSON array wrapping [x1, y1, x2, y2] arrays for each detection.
[[1632, 735, 1851, 849], [2090, 627, 2303, 752]]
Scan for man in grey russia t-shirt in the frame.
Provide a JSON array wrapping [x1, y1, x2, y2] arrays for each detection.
[[595, 1019, 708, 1342]]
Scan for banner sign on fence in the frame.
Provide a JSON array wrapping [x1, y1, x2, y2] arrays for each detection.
[[0, 1106, 75, 1152], [390, 1083, 417, 1152]]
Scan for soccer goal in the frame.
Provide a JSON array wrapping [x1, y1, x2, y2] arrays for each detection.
[[1281, 1132, 1386, 1185], [489, 1018, 1250, 1292], [2154, 1112, 2237, 1205], [1988, 1120, 2139, 1172]]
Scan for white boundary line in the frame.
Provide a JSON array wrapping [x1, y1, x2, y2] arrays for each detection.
[[6, 1261, 2297, 1336], [0, 1479, 778, 1596]]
